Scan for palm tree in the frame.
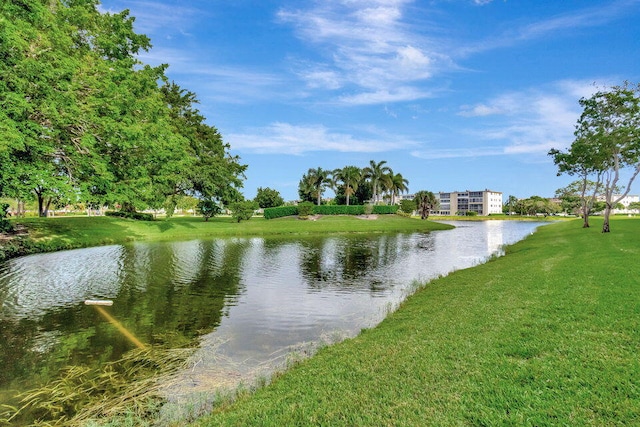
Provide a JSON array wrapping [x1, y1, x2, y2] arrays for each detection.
[[306, 167, 332, 206], [333, 166, 362, 206], [297, 174, 316, 203], [387, 172, 409, 205], [414, 190, 438, 219], [363, 160, 391, 204], [379, 171, 394, 204]]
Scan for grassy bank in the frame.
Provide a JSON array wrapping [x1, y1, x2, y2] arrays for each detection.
[[0, 215, 452, 260], [196, 217, 640, 426]]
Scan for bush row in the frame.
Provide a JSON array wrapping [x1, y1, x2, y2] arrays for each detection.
[[372, 205, 399, 215], [313, 205, 366, 215], [263, 204, 398, 219], [263, 206, 298, 219]]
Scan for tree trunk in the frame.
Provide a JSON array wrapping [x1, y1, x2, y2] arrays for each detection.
[[43, 198, 52, 217], [602, 202, 612, 233], [35, 190, 47, 217], [121, 202, 137, 213], [582, 203, 590, 228]]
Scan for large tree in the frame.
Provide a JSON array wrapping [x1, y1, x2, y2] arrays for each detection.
[[550, 83, 640, 232], [332, 166, 362, 206], [0, 1, 246, 215], [1, 0, 93, 216], [254, 187, 284, 209], [503, 195, 519, 215], [384, 172, 409, 205], [554, 180, 603, 219], [298, 167, 332, 205], [517, 196, 561, 216], [160, 82, 246, 207], [363, 160, 391, 204], [549, 140, 604, 227], [414, 191, 438, 220]]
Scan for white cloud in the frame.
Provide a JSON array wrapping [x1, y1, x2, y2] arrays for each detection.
[[228, 122, 418, 155], [339, 86, 433, 105], [98, 1, 203, 38], [459, 1, 640, 56], [137, 47, 286, 104], [278, 0, 449, 104], [301, 69, 343, 90], [415, 80, 605, 161], [458, 99, 514, 117]]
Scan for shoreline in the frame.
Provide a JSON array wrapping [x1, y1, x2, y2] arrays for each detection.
[[194, 216, 640, 426], [0, 214, 454, 262]]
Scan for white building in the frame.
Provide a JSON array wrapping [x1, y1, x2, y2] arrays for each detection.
[[435, 190, 503, 216], [611, 194, 639, 214]]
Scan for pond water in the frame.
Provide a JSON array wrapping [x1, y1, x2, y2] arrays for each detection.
[[0, 220, 546, 420]]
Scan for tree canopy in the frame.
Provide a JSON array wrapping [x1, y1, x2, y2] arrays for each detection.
[[414, 191, 438, 219], [254, 187, 284, 209], [298, 161, 408, 206], [549, 82, 640, 232], [0, 0, 246, 217]]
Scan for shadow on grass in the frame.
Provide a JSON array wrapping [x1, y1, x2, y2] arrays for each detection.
[[155, 217, 199, 231]]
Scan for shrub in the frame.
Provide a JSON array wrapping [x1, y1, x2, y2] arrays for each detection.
[[297, 202, 315, 217], [0, 203, 13, 233], [230, 201, 259, 222], [197, 199, 222, 221], [363, 204, 374, 215], [399, 199, 415, 215], [465, 211, 478, 216], [264, 206, 298, 219]]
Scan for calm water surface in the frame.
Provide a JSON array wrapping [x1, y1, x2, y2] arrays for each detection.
[[0, 220, 546, 410]]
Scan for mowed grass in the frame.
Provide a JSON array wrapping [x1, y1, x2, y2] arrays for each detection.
[[5, 214, 452, 256], [197, 217, 640, 426]]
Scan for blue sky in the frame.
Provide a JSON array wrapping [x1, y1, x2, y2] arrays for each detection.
[[100, 0, 640, 202]]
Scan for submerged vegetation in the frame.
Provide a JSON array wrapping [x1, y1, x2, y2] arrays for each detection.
[[1, 347, 193, 426]]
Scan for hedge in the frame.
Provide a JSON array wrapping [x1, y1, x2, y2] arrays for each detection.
[[264, 204, 399, 219], [372, 205, 399, 214], [263, 206, 298, 219], [312, 205, 365, 215]]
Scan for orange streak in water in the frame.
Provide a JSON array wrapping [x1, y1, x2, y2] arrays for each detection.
[[94, 306, 146, 350]]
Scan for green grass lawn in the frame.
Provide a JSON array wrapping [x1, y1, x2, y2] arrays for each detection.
[[1, 214, 452, 260], [195, 217, 640, 426]]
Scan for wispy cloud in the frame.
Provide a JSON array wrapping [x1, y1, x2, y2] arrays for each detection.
[[228, 122, 418, 155], [277, 0, 450, 105], [413, 79, 602, 160], [459, 0, 640, 56], [98, 1, 204, 38], [136, 47, 286, 104]]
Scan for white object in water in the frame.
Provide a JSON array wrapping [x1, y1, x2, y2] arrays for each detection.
[[84, 299, 114, 306]]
